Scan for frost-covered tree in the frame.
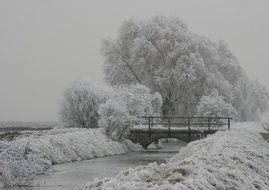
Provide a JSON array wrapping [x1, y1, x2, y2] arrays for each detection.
[[232, 78, 269, 121], [115, 84, 163, 117], [101, 16, 238, 116], [59, 79, 112, 128], [98, 84, 162, 140], [196, 89, 237, 118], [101, 15, 268, 120]]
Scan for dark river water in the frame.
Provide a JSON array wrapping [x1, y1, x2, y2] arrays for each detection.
[[2, 141, 186, 190]]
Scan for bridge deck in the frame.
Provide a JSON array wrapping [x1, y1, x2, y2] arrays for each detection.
[[131, 126, 225, 134]]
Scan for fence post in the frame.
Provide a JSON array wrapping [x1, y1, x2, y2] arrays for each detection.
[[168, 117, 171, 138], [151, 117, 154, 129], [188, 117, 191, 141], [148, 117, 151, 137], [208, 117, 211, 132], [228, 118, 231, 130]]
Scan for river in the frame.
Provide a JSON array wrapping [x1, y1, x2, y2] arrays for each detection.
[[3, 141, 186, 190]]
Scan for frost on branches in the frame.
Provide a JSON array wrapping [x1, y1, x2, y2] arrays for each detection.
[[59, 79, 112, 128], [233, 79, 269, 121], [98, 84, 162, 140], [101, 15, 269, 121], [0, 128, 141, 187], [58, 80, 162, 140], [0, 140, 51, 187], [196, 89, 237, 117]]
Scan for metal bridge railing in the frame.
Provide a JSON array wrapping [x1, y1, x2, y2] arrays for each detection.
[[132, 116, 232, 137]]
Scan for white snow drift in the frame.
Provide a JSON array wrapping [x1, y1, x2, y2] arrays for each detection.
[[77, 123, 269, 190], [0, 128, 141, 187]]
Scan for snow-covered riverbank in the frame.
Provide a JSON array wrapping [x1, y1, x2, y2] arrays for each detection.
[[0, 128, 141, 187], [77, 123, 269, 190]]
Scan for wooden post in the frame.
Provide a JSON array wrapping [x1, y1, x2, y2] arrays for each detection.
[[228, 118, 231, 130], [148, 117, 151, 137], [188, 117, 191, 141], [168, 117, 171, 138], [208, 117, 211, 132]]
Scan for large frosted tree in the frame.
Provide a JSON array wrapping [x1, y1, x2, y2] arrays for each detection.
[[101, 16, 268, 120]]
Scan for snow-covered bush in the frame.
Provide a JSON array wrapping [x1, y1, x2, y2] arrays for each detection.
[[196, 89, 237, 117], [98, 97, 132, 140], [98, 84, 162, 140], [0, 128, 141, 187], [0, 139, 52, 187], [59, 79, 112, 128]]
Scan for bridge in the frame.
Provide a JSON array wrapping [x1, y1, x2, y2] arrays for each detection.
[[128, 116, 231, 149]]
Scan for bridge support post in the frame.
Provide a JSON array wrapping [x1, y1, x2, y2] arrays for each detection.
[[188, 117, 191, 141], [208, 117, 211, 132], [148, 118, 151, 137], [168, 117, 171, 138]]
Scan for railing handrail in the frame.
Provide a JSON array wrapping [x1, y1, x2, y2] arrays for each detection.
[[133, 116, 232, 136], [132, 116, 232, 138], [137, 116, 232, 119]]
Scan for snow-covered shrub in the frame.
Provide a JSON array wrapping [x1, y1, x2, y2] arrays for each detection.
[[0, 128, 141, 187], [59, 79, 112, 128], [0, 140, 52, 187], [98, 97, 132, 140], [98, 84, 162, 139], [196, 89, 237, 117]]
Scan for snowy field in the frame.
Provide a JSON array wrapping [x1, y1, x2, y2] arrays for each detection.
[[0, 121, 59, 129], [77, 122, 269, 190], [0, 128, 142, 187], [0, 122, 59, 135]]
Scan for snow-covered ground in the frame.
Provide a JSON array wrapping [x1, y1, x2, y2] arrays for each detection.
[[0, 121, 59, 130], [0, 128, 142, 187], [77, 122, 269, 190]]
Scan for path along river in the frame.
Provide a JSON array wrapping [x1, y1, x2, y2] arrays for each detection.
[[3, 141, 186, 190]]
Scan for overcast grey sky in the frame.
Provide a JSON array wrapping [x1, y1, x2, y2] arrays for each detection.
[[0, 0, 268, 121]]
